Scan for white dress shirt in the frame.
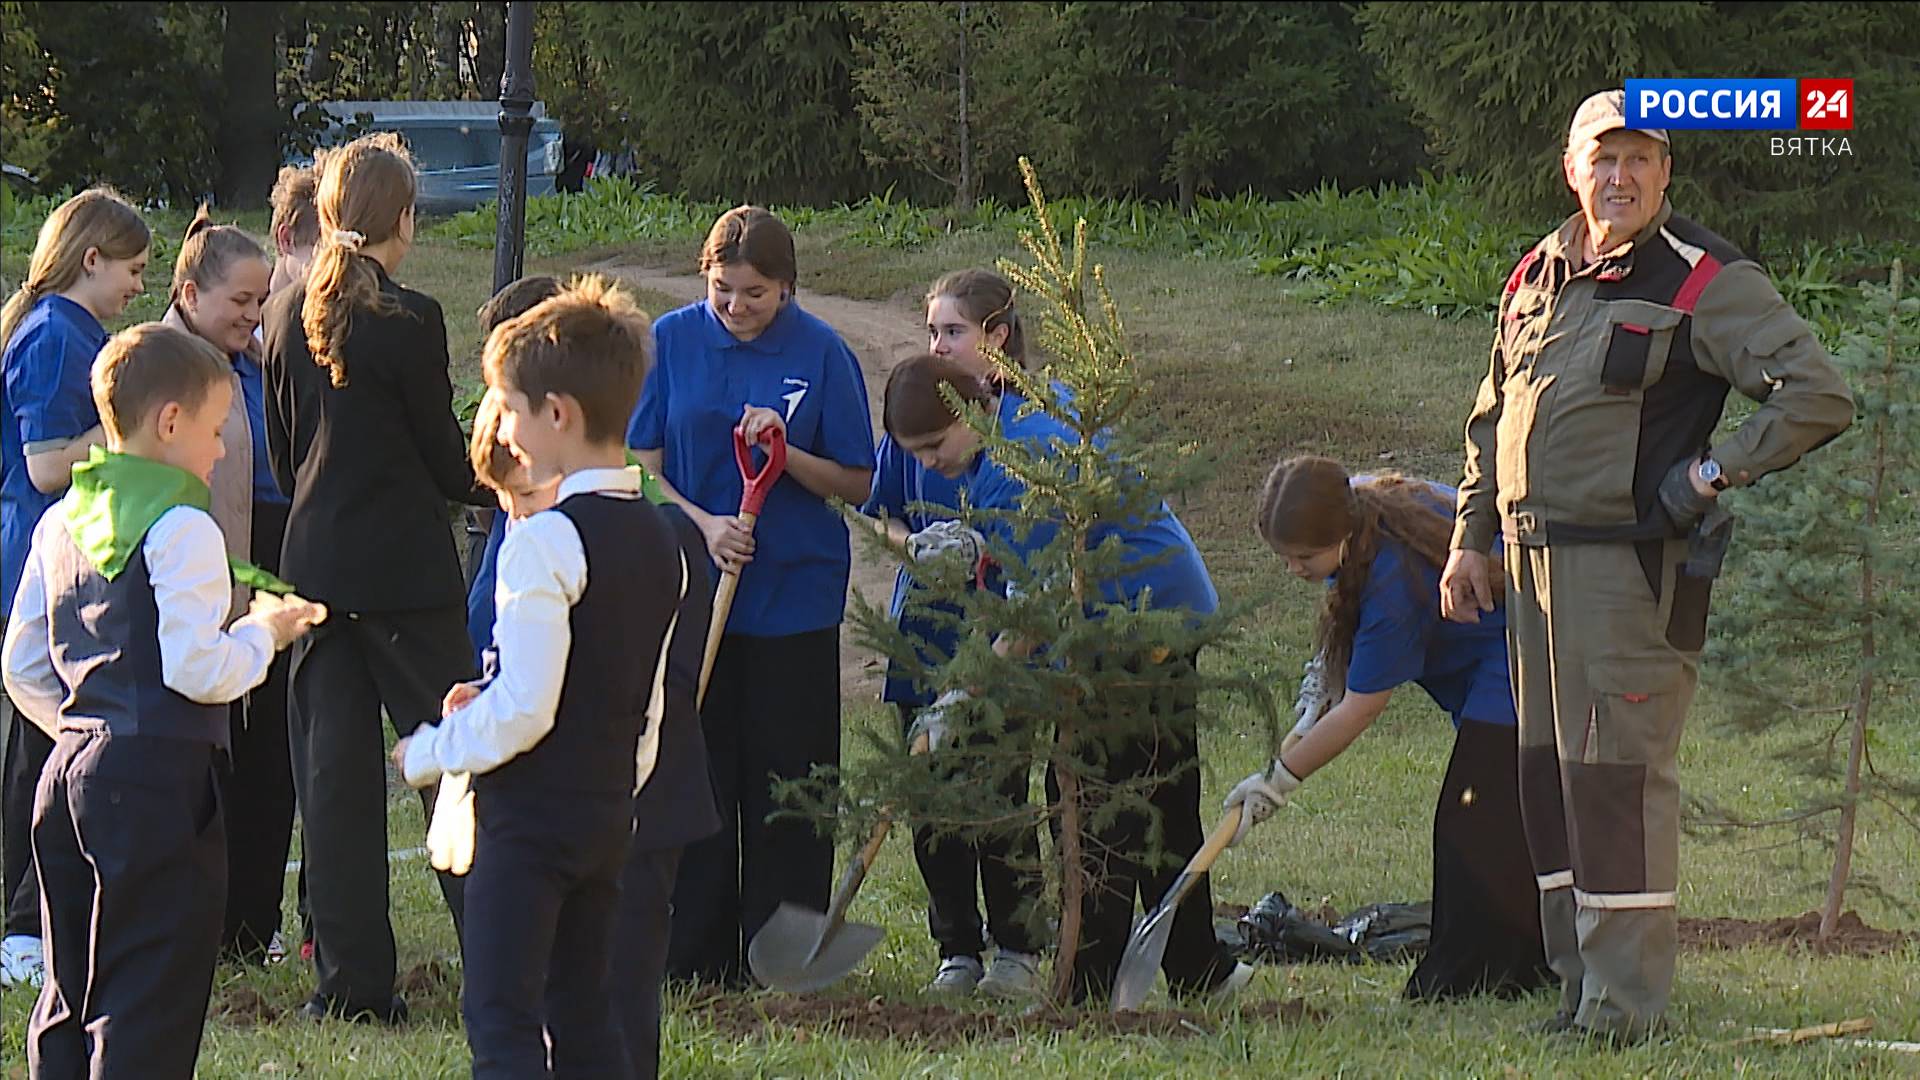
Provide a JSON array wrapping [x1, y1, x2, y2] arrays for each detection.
[[3, 505, 276, 736], [402, 467, 682, 788]]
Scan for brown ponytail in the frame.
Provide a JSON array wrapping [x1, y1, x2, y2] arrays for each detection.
[[1257, 455, 1503, 685], [882, 352, 995, 441], [169, 204, 266, 309], [301, 133, 417, 387], [2, 188, 149, 350], [926, 267, 1029, 368]]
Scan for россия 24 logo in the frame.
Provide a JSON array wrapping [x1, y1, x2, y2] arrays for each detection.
[[1625, 78, 1854, 156]]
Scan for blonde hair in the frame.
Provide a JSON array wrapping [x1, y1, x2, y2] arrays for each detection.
[[268, 164, 321, 250], [92, 323, 231, 443], [468, 390, 521, 492], [2, 188, 150, 350], [301, 133, 417, 387], [170, 205, 267, 309]]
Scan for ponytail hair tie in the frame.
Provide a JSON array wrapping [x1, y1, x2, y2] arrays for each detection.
[[332, 229, 366, 251]]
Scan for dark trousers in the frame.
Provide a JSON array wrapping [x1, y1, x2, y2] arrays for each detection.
[[29, 730, 225, 1080], [221, 502, 296, 960], [612, 845, 682, 1080], [288, 606, 474, 1009], [2, 689, 54, 939], [463, 790, 633, 1080], [1406, 718, 1554, 1000], [1047, 654, 1236, 1002], [668, 628, 839, 987], [893, 702, 1045, 960]]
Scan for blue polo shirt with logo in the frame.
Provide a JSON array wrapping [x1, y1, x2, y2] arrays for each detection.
[[861, 435, 973, 707], [2, 295, 106, 617], [963, 389, 1218, 618], [627, 300, 874, 636]]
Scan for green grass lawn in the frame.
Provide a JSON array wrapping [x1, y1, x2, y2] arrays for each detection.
[[4, 225, 1915, 1078]]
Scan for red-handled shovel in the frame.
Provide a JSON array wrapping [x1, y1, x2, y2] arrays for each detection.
[[696, 424, 787, 707]]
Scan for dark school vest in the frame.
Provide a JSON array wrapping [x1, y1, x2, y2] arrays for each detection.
[[43, 513, 230, 748], [631, 503, 722, 851], [474, 492, 681, 797]]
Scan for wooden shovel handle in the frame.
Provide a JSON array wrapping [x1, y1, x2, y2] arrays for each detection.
[[1185, 805, 1243, 879], [695, 509, 758, 709]]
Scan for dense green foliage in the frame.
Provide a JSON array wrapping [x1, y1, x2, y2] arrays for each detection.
[[1358, 1, 1920, 258]]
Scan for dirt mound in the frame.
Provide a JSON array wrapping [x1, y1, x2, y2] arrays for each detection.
[[210, 985, 282, 1027], [1679, 909, 1915, 958], [399, 957, 458, 997], [686, 991, 1321, 1048]]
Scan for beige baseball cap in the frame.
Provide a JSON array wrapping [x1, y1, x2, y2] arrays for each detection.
[[1567, 89, 1670, 150]]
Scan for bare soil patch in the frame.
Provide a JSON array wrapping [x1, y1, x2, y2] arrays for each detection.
[[684, 989, 1322, 1048], [1678, 910, 1915, 958]]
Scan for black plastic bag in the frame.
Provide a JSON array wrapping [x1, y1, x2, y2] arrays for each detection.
[[1222, 890, 1432, 965]]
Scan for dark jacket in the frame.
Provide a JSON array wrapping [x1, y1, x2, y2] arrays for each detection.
[[260, 263, 489, 613]]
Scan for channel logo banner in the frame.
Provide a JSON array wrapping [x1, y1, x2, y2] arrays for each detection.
[[1626, 78, 1798, 130]]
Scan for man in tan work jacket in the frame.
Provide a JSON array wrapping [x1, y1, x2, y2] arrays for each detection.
[[1438, 89, 1854, 1044]]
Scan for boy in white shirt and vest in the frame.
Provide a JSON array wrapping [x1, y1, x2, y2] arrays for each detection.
[[394, 277, 686, 1079], [3, 322, 320, 1078]]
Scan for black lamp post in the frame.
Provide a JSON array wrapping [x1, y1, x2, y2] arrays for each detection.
[[493, 1, 536, 295]]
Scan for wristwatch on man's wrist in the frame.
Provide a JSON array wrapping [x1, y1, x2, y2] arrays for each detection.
[[1698, 456, 1730, 492]]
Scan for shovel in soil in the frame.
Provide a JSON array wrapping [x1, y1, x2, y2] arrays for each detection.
[[696, 424, 787, 706], [1110, 804, 1243, 1013], [749, 731, 932, 992]]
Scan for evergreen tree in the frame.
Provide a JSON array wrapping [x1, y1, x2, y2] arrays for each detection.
[[1701, 262, 1920, 939], [786, 160, 1275, 1002]]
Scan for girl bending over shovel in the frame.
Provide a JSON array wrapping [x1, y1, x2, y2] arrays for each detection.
[[1224, 455, 1553, 1000]]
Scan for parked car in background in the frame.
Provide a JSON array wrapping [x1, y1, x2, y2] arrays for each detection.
[[292, 100, 563, 215]]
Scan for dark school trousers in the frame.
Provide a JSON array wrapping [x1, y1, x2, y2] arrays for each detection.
[[221, 501, 296, 960], [611, 846, 682, 1080], [288, 606, 474, 1011], [667, 627, 839, 987], [893, 701, 1046, 960], [463, 788, 634, 1080], [2, 685, 54, 939], [29, 730, 225, 1080], [1046, 652, 1238, 1003], [1404, 717, 1554, 1001]]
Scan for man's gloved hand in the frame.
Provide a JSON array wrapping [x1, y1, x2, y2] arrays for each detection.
[[908, 689, 971, 752], [1223, 758, 1303, 847], [1281, 652, 1342, 754], [1658, 457, 1716, 532], [427, 773, 476, 876], [907, 521, 986, 568]]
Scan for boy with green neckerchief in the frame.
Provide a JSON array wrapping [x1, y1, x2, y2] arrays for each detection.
[[1, 322, 322, 1079]]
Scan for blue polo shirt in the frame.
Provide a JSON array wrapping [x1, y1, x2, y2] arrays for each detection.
[[232, 352, 287, 507], [963, 390, 1218, 617], [861, 435, 972, 707], [1340, 480, 1515, 728], [627, 300, 874, 636], [2, 295, 106, 617]]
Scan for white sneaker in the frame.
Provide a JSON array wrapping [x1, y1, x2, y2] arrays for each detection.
[[1210, 960, 1256, 1003], [978, 950, 1042, 999], [927, 955, 983, 995], [265, 932, 289, 965], [1, 934, 45, 990]]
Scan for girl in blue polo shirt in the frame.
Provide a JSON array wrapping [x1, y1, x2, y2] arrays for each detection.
[[1224, 455, 1552, 1000], [880, 351, 1252, 1005], [861, 269, 1047, 998], [0, 188, 150, 989], [628, 206, 875, 988]]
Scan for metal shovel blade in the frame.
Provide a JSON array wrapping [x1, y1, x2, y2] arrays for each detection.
[[1110, 899, 1177, 1013], [748, 902, 887, 993]]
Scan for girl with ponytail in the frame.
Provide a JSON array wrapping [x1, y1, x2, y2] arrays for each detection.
[[0, 187, 148, 987], [1223, 455, 1550, 1001], [164, 206, 298, 966], [260, 131, 490, 1023]]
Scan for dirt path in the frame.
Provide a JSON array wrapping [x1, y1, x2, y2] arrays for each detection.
[[590, 262, 927, 705]]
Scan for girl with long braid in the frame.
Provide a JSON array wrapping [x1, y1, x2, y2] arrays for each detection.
[[1223, 455, 1551, 1000]]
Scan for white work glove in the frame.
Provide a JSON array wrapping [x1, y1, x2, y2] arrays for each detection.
[[907, 689, 971, 752], [907, 521, 986, 568], [1280, 651, 1342, 754], [427, 772, 477, 876], [1222, 758, 1303, 848]]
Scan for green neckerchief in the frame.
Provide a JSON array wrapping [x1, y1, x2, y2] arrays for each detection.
[[63, 447, 295, 594], [627, 454, 669, 505]]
